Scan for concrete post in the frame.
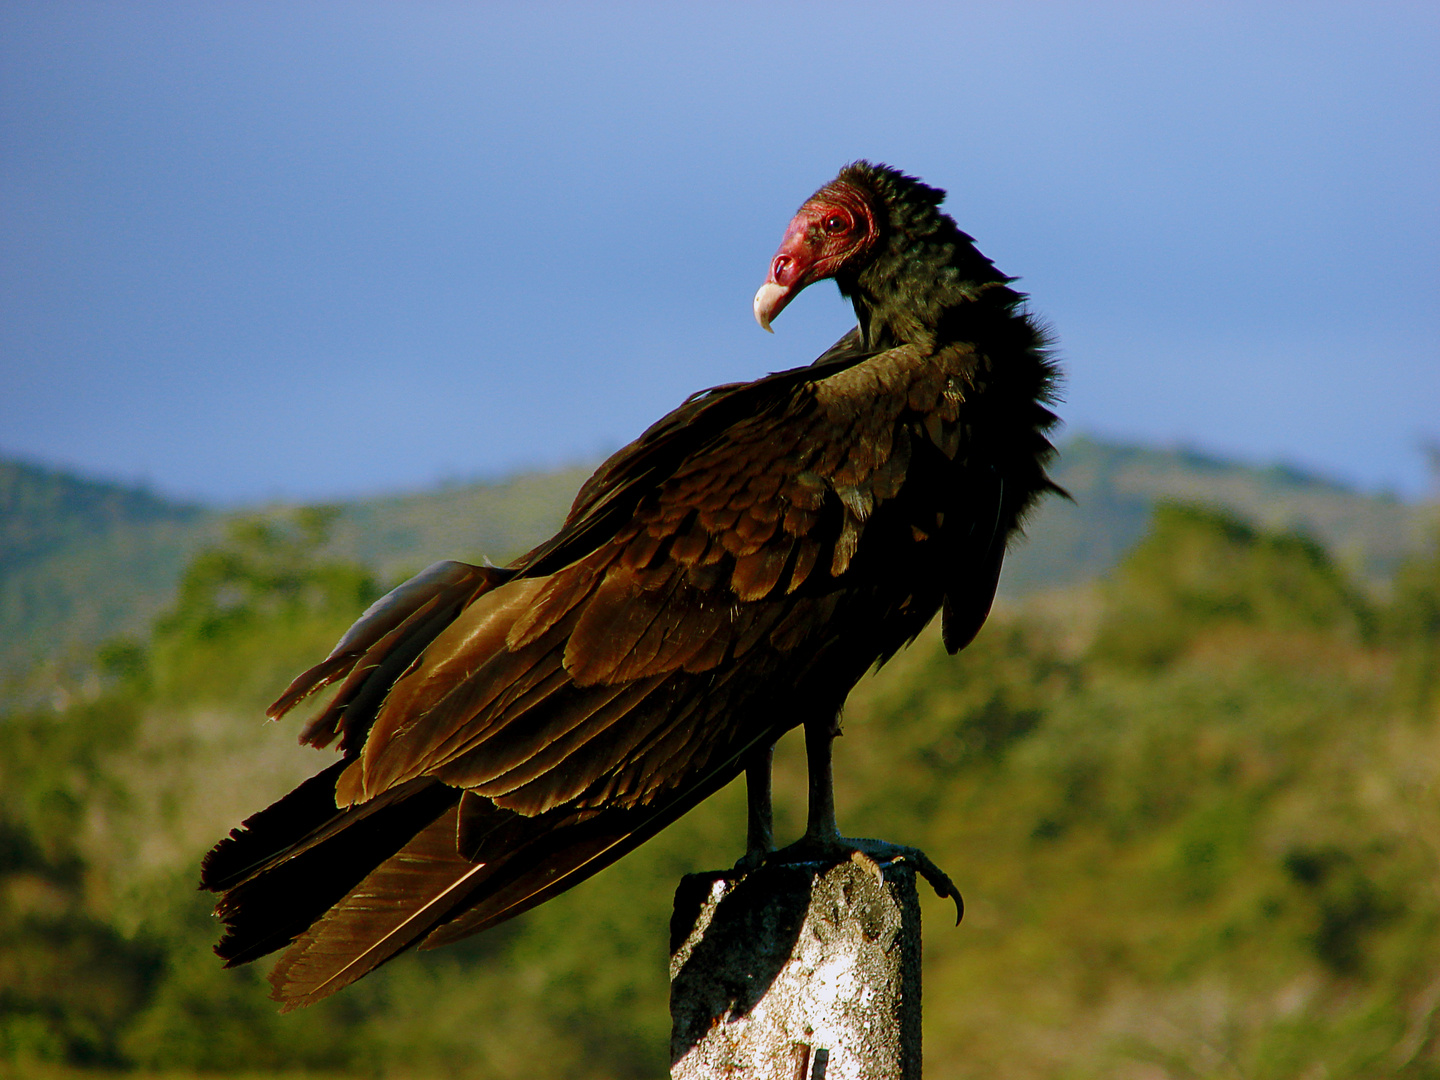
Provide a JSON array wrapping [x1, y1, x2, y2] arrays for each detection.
[[669, 857, 922, 1079]]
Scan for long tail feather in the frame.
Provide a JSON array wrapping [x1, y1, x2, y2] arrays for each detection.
[[211, 781, 458, 968], [247, 716, 780, 1009], [268, 798, 498, 1009], [201, 761, 349, 893]]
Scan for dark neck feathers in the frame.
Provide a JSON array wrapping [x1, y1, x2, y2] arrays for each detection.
[[832, 162, 1027, 352]]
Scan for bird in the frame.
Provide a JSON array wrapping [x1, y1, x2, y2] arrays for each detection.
[[201, 161, 1062, 1010]]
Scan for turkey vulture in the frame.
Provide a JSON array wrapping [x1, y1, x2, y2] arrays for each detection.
[[202, 162, 1061, 1009]]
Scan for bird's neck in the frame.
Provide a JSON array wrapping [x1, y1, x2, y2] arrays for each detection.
[[842, 226, 1022, 353]]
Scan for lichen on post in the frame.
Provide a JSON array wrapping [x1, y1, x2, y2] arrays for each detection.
[[669, 857, 922, 1079]]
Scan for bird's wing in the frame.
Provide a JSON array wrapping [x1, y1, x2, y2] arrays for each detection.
[[208, 338, 991, 1007], [936, 365, 1064, 654], [328, 342, 958, 816]]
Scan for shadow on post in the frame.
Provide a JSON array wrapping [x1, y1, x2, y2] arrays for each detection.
[[670, 858, 922, 1079]]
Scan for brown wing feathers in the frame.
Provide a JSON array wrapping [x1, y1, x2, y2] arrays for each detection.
[[265, 666, 789, 1009]]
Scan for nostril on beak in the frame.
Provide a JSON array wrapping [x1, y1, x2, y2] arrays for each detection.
[[771, 255, 793, 282]]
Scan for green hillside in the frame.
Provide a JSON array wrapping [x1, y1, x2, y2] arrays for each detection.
[[0, 460, 204, 575], [1, 497, 1437, 1078], [0, 461, 214, 706]]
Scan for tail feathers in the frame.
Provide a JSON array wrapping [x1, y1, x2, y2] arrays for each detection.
[[212, 781, 458, 968], [267, 798, 673, 1008], [202, 760, 349, 893], [421, 738, 750, 950], [269, 797, 497, 1010], [266, 792, 598, 1008], [418, 814, 637, 950], [227, 728, 783, 1009]]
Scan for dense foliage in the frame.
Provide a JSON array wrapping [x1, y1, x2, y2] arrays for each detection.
[[2, 501, 1438, 1078]]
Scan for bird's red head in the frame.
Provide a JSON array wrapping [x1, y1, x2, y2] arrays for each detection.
[[753, 178, 880, 332]]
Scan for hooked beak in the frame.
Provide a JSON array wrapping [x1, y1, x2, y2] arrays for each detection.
[[753, 216, 818, 332], [753, 282, 786, 333]]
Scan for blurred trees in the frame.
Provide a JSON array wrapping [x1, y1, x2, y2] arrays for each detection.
[[1093, 502, 1374, 667], [2, 501, 1440, 1078], [147, 507, 378, 709], [1387, 520, 1440, 717], [1, 510, 376, 1069]]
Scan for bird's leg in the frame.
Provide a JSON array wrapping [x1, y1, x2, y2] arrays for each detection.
[[803, 713, 840, 842], [767, 714, 965, 923], [737, 742, 775, 870]]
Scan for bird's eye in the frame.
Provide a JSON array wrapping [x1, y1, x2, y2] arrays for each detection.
[[824, 214, 850, 234]]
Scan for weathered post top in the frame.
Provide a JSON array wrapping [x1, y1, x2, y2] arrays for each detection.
[[670, 857, 922, 1079]]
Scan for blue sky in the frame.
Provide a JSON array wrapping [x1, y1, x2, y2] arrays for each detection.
[[2, 3, 1436, 504]]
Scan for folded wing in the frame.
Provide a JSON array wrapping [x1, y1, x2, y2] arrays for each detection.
[[203, 336, 1012, 1008]]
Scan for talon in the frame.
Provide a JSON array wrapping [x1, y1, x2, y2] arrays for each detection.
[[946, 886, 965, 925], [874, 843, 964, 924], [770, 835, 965, 924]]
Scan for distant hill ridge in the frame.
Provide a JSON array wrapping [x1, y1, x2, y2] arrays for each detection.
[[0, 438, 1431, 706], [0, 457, 203, 574], [1011, 436, 1428, 594]]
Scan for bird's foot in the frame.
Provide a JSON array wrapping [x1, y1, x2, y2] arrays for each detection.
[[732, 845, 770, 874], [763, 834, 963, 924]]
